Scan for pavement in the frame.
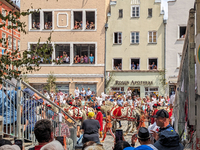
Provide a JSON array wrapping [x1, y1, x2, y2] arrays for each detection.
[[101, 120, 140, 150]]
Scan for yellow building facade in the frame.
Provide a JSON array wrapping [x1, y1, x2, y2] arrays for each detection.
[[20, 0, 110, 96], [106, 0, 165, 97]]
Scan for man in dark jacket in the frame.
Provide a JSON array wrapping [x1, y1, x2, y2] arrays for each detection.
[[153, 130, 184, 150]]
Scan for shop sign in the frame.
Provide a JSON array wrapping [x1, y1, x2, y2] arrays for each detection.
[[115, 80, 153, 85]]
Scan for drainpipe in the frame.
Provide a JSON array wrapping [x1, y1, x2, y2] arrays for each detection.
[[104, 23, 108, 94], [163, 19, 167, 92]]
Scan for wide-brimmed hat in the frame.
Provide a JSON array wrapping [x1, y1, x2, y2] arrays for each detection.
[[137, 127, 151, 140]]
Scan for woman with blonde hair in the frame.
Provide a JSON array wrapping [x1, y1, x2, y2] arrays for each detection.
[[81, 112, 100, 144]]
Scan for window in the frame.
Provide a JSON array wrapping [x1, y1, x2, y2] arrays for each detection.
[[148, 31, 157, 43], [56, 84, 69, 93], [8, 36, 12, 49], [131, 59, 140, 70], [177, 53, 182, 68], [86, 11, 95, 30], [1, 8, 6, 23], [113, 59, 122, 70], [131, 32, 139, 44], [148, 8, 152, 17], [119, 9, 123, 18], [44, 12, 52, 30], [55, 44, 70, 64], [73, 11, 83, 30], [179, 26, 186, 39], [111, 87, 124, 93], [13, 38, 16, 50], [145, 87, 158, 96], [73, 44, 95, 64], [149, 58, 157, 70], [8, 13, 11, 26], [18, 40, 20, 50], [31, 12, 40, 30], [30, 44, 52, 64], [2, 32, 6, 47], [114, 32, 122, 44], [131, 6, 140, 17]]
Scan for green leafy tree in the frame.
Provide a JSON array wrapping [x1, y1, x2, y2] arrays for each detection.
[[0, 0, 61, 82], [44, 72, 57, 93]]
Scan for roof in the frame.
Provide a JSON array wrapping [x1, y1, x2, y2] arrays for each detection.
[[0, 0, 20, 11]]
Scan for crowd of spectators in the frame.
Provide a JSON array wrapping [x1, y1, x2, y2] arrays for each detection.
[[74, 54, 94, 64], [32, 22, 52, 30], [73, 20, 95, 30], [114, 63, 122, 70], [32, 22, 40, 29], [149, 62, 157, 70]]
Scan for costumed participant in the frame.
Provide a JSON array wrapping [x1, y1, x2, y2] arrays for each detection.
[[96, 107, 103, 138], [137, 111, 146, 130], [150, 104, 158, 125], [100, 111, 115, 143]]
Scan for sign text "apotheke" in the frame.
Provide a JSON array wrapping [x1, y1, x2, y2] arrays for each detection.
[[115, 80, 153, 85]]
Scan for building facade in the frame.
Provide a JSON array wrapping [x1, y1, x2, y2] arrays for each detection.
[[106, 0, 165, 98], [20, 0, 110, 96], [166, 0, 195, 96], [0, 0, 20, 55]]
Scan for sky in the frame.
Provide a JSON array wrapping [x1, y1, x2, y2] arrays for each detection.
[[11, 0, 20, 7]]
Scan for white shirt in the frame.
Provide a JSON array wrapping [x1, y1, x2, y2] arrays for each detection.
[[96, 97, 103, 106], [66, 56, 69, 62], [169, 94, 175, 106], [81, 90, 86, 96], [127, 90, 132, 97], [86, 90, 91, 96], [74, 89, 80, 97], [127, 99, 133, 106]]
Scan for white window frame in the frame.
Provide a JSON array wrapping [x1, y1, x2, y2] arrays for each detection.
[[72, 9, 97, 31], [113, 32, 122, 44], [112, 58, 123, 70], [13, 38, 16, 50], [145, 87, 159, 96], [2, 32, 6, 47], [1, 8, 6, 23], [148, 31, 157, 44], [111, 87, 124, 93], [130, 58, 140, 70], [178, 25, 186, 39], [18, 40, 20, 50], [8, 36, 12, 49], [131, 5, 140, 18], [177, 53, 182, 68], [57, 12, 68, 28], [130, 31, 140, 44], [148, 58, 158, 70]]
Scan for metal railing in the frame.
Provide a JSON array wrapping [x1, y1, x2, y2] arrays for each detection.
[[0, 78, 77, 149]]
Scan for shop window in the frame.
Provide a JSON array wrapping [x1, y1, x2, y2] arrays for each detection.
[[44, 12, 52, 30], [148, 8, 152, 17], [131, 59, 140, 70], [13, 38, 16, 50], [131, 6, 140, 17], [149, 58, 157, 70], [114, 32, 122, 44], [86, 11, 95, 30], [73, 11, 83, 30], [131, 32, 139, 44], [113, 59, 122, 70], [8, 36, 12, 49], [31, 12, 40, 30], [30, 44, 52, 64], [18, 40, 20, 50], [119, 9, 123, 18], [111, 87, 124, 94], [55, 44, 70, 64], [2, 32, 6, 47], [145, 87, 158, 96], [73, 44, 95, 64], [179, 26, 186, 39], [148, 31, 157, 43]]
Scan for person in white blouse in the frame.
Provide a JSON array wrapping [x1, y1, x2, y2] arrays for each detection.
[[127, 87, 132, 97], [74, 87, 80, 98], [81, 88, 86, 97]]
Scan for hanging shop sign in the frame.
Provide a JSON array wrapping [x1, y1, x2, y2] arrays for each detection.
[[115, 80, 153, 85]]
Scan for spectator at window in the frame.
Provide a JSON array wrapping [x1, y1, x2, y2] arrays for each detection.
[[79, 21, 83, 29], [90, 22, 95, 29], [32, 22, 36, 29], [65, 54, 70, 63], [118, 63, 122, 70], [131, 62, 136, 70], [84, 55, 88, 63], [74, 21, 79, 29], [81, 88, 86, 97], [56, 56, 59, 63], [74, 55, 78, 63], [86, 21, 90, 29], [37, 22, 40, 29], [136, 63, 140, 70], [28, 119, 54, 150], [89, 54, 94, 64], [86, 88, 92, 97], [45, 22, 48, 29], [80, 55, 84, 63]]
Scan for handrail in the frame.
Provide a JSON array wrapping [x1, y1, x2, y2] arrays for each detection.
[[21, 81, 77, 125]]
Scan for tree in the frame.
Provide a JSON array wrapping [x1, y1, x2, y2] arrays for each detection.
[[0, 0, 61, 82], [44, 72, 57, 93]]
